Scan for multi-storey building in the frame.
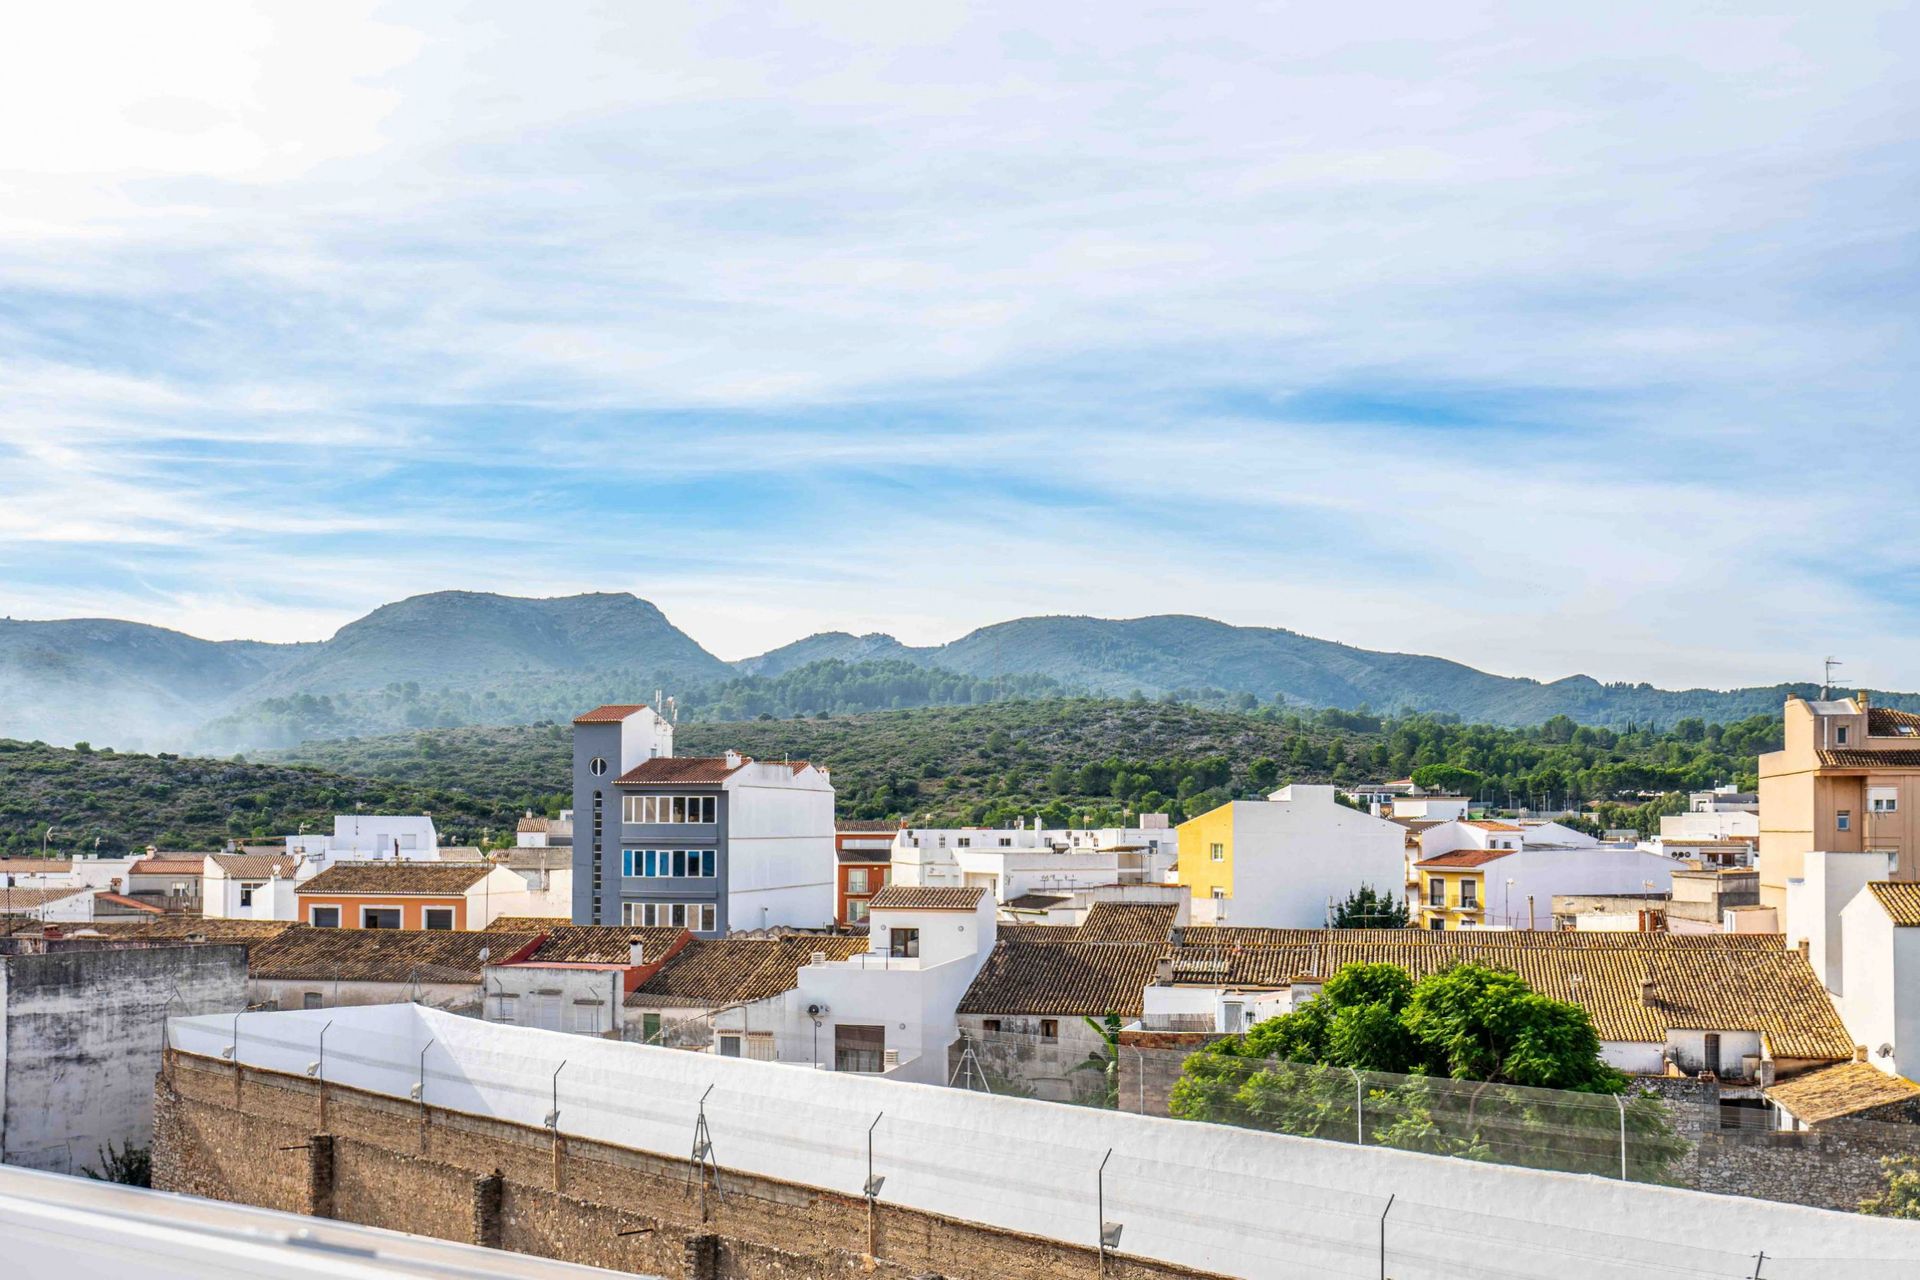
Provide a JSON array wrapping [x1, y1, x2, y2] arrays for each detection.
[[889, 820, 1176, 910], [835, 819, 896, 924], [1413, 818, 1677, 931], [1759, 693, 1920, 923], [570, 703, 835, 934], [1176, 785, 1406, 927]]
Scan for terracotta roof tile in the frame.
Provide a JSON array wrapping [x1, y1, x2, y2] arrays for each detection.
[[573, 704, 650, 723], [1868, 707, 1920, 737], [1820, 748, 1920, 768], [626, 935, 868, 1007], [1867, 882, 1920, 927], [837, 819, 901, 833], [1167, 929, 1851, 1061], [0, 886, 92, 909], [958, 940, 1162, 1017], [1076, 902, 1179, 943], [615, 756, 749, 786], [523, 925, 686, 965], [867, 884, 986, 911], [297, 862, 497, 896], [1417, 848, 1519, 869], [248, 926, 543, 983], [1765, 1061, 1920, 1124], [1464, 821, 1522, 832], [209, 853, 299, 879], [130, 858, 209, 876]]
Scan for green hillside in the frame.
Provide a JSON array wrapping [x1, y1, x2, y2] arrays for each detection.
[[0, 698, 1783, 856]]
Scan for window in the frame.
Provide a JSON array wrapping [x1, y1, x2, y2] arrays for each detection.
[[835, 1024, 886, 1073], [621, 849, 716, 877], [303, 992, 323, 1010], [997, 837, 1011, 848], [492, 994, 518, 1023], [1872, 788, 1900, 814], [847, 899, 869, 923], [1427, 878, 1445, 907], [566, 999, 605, 1036], [1837, 726, 1850, 746], [623, 901, 717, 931], [846, 869, 870, 895], [361, 907, 402, 929], [1460, 881, 1478, 908], [622, 795, 717, 824], [1838, 810, 1852, 832], [1428, 918, 1445, 930], [309, 906, 341, 928], [589, 756, 609, 776], [1039, 1018, 1059, 1042], [238, 881, 263, 907], [958, 837, 971, 848], [1211, 886, 1226, 900], [982, 1019, 1001, 1034], [1210, 842, 1225, 862], [423, 907, 454, 931], [641, 1012, 662, 1042], [888, 927, 920, 959]]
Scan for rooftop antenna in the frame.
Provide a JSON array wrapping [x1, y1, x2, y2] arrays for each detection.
[[1824, 657, 1842, 700]]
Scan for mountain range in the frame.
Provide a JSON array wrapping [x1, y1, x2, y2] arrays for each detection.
[[0, 590, 1892, 751]]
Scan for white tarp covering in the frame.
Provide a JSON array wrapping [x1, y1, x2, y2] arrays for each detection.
[[169, 1006, 1920, 1280]]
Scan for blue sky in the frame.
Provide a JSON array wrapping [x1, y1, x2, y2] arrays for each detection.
[[1, 2, 1917, 686]]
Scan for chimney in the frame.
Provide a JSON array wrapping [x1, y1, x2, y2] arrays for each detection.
[[1859, 690, 1872, 711], [628, 938, 645, 967], [1857, 1044, 1870, 1063], [724, 749, 743, 769]]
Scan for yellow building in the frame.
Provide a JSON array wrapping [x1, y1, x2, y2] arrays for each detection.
[[1175, 803, 1236, 916], [1412, 847, 1511, 930], [1759, 694, 1920, 919], [1174, 786, 1409, 926]]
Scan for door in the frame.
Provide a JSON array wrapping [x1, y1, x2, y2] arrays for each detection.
[[1703, 1033, 1722, 1076], [834, 1024, 886, 1073]]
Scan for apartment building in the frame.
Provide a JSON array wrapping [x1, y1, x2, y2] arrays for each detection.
[[293, 861, 534, 930], [1176, 785, 1405, 926], [890, 820, 1177, 911], [1759, 694, 1920, 922], [570, 704, 835, 934], [835, 819, 896, 923], [1413, 819, 1677, 930]]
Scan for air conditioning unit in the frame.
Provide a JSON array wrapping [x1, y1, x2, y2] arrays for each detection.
[[883, 1049, 900, 1070]]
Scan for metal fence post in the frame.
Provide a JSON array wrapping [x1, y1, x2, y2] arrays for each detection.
[[1615, 1093, 1627, 1180], [1379, 1193, 1394, 1279], [1354, 1068, 1365, 1144]]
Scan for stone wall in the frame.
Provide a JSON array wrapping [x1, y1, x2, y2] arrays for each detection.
[[1116, 1031, 1227, 1116], [154, 1049, 1223, 1280]]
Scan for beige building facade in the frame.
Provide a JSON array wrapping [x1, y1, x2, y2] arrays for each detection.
[[1759, 694, 1920, 922]]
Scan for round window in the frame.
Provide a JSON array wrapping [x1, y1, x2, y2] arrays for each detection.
[[589, 756, 609, 776]]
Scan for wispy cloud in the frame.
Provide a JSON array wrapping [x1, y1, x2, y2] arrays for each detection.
[[1, 3, 1916, 689]]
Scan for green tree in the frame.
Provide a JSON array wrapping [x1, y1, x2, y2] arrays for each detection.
[[1169, 962, 1686, 1181], [1330, 884, 1409, 929], [1863, 1156, 1920, 1218], [1410, 763, 1484, 796]]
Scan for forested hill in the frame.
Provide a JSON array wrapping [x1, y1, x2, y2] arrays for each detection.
[[6, 589, 1911, 752], [1, 698, 1781, 855]]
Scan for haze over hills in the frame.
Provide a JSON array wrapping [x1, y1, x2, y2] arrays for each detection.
[[0, 589, 1905, 752]]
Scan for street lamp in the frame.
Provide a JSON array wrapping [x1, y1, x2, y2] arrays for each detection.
[[1504, 877, 1517, 929]]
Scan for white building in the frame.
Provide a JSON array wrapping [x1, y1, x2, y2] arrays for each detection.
[[572, 702, 836, 933], [202, 851, 312, 920], [1382, 794, 1471, 822], [286, 815, 446, 865], [891, 819, 1177, 908], [516, 810, 573, 848], [1177, 784, 1407, 927], [1415, 819, 1680, 930], [1784, 848, 1919, 1083], [0, 885, 94, 922], [714, 884, 999, 1085]]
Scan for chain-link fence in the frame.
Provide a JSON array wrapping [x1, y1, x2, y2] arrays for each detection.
[[947, 1028, 1920, 1216]]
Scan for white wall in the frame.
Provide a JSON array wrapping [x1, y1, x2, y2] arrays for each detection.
[[465, 865, 540, 928], [1838, 891, 1919, 1082], [1490, 847, 1680, 930], [4, 946, 245, 1173], [1786, 850, 1893, 996], [1661, 811, 1760, 840], [170, 1004, 1920, 1280], [1224, 786, 1407, 927], [724, 764, 835, 929]]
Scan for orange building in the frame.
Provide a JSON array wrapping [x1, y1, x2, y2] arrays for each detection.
[[835, 819, 897, 924], [294, 861, 535, 930]]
